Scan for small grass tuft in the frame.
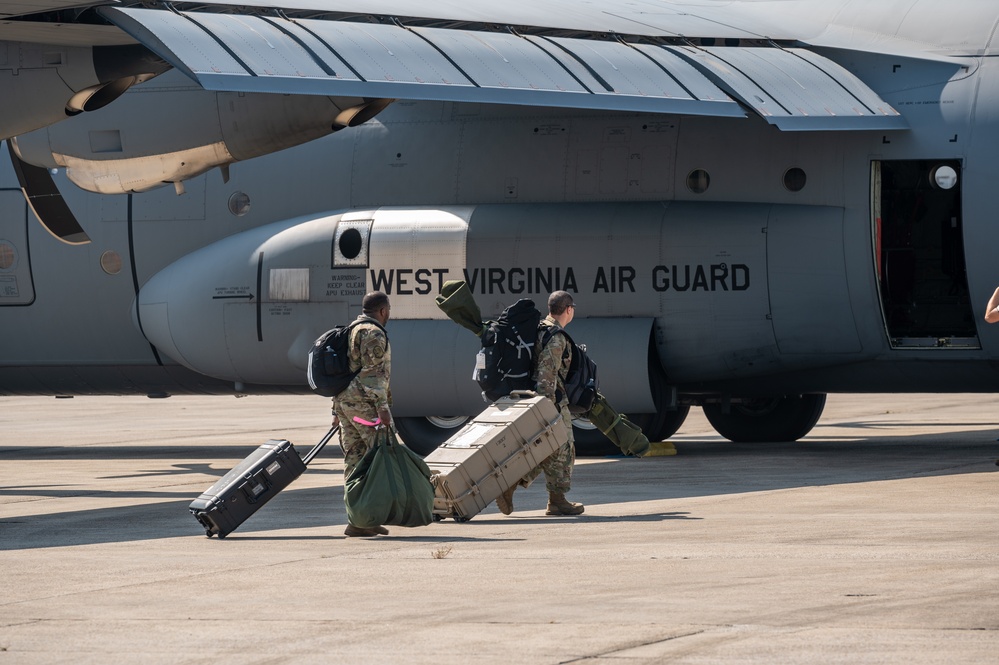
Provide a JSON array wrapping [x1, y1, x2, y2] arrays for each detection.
[[431, 545, 453, 559]]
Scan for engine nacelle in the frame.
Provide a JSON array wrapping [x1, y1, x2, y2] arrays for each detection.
[[134, 208, 495, 416], [135, 200, 872, 415], [0, 41, 168, 140], [136, 201, 852, 415], [13, 70, 390, 194]]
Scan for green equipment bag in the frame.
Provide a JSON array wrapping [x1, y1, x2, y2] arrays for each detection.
[[344, 427, 436, 528], [586, 394, 651, 457]]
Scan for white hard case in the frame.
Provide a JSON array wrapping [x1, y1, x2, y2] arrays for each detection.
[[424, 392, 568, 521]]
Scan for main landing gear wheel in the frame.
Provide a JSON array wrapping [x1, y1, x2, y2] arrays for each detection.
[[701, 394, 827, 443], [628, 353, 689, 443], [573, 344, 688, 456], [571, 418, 618, 456], [572, 406, 690, 457], [393, 415, 470, 456], [630, 405, 690, 444]]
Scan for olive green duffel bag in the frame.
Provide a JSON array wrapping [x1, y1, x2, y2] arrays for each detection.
[[345, 427, 436, 528]]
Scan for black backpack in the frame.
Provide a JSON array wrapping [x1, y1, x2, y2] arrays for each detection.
[[307, 319, 386, 397], [474, 299, 541, 401], [541, 325, 599, 414]]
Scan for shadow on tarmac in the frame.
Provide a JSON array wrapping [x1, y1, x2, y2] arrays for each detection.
[[231, 534, 524, 542], [2, 427, 997, 552], [465, 512, 699, 524]]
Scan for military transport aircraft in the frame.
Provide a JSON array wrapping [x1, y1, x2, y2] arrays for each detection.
[[1, 0, 996, 455]]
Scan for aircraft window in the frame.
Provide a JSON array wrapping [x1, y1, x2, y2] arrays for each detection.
[[339, 228, 363, 259], [227, 191, 250, 217], [783, 167, 807, 192], [100, 250, 122, 276], [686, 169, 710, 194], [931, 165, 958, 190], [0, 242, 14, 270]]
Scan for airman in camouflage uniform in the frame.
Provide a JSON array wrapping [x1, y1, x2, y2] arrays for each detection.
[[332, 291, 393, 537], [496, 290, 585, 516]]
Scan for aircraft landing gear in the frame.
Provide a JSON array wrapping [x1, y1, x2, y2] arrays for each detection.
[[573, 405, 689, 456], [571, 418, 616, 456], [631, 406, 690, 444], [701, 394, 826, 443], [573, 353, 688, 456]]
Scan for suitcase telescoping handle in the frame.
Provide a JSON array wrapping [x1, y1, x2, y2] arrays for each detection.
[[301, 426, 339, 466]]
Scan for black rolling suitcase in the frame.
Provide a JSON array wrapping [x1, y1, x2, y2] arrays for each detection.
[[189, 427, 337, 538]]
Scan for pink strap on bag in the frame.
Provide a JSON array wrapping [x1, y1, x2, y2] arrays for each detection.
[[352, 416, 382, 427]]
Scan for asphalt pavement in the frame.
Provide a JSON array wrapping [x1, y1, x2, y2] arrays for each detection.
[[1, 393, 996, 664]]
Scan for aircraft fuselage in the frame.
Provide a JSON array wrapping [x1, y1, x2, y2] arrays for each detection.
[[2, 1, 998, 446]]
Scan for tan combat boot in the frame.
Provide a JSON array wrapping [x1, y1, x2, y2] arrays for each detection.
[[546, 492, 584, 516], [495, 485, 516, 515]]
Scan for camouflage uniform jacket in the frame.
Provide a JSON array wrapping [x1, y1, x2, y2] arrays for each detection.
[[533, 315, 571, 410], [332, 315, 391, 410]]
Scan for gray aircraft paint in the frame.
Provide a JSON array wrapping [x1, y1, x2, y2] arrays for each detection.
[[0, 0, 996, 436]]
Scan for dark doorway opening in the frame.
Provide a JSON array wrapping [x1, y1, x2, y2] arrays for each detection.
[[874, 159, 977, 347]]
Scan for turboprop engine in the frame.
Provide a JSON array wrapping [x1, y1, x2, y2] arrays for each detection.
[[0, 41, 170, 139], [12, 70, 391, 194], [0, 42, 169, 140]]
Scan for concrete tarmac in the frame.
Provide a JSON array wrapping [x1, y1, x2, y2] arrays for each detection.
[[1, 393, 997, 664]]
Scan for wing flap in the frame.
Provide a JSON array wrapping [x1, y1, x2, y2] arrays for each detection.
[[99, 7, 250, 80], [304, 21, 470, 87], [98, 7, 904, 130], [410, 29, 588, 93], [673, 45, 906, 131], [99, 7, 746, 118]]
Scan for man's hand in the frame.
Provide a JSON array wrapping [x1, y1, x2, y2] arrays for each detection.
[[331, 414, 340, 429], [377, 406, 392, 427], [986, 286, 999, 323]]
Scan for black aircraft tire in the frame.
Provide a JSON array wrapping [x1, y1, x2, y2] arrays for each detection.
[[574, 338, 689, 455], [625, 343, 689, 443], [393, 415, 470, 456], [630, 405, 690, 443], [572, 419, 619, 456], [701, 394, 827, 443], [572, 405, 689, 456]]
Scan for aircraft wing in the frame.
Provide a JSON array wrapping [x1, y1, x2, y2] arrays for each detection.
[[96, 5, 905, 131], [150, 0, 808, 42], [0, 0, 102, 18]]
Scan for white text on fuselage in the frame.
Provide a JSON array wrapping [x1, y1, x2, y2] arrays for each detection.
[[369, 264, 750, 295]]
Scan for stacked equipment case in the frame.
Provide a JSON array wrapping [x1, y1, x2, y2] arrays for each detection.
[[424, 392, 568, 521]]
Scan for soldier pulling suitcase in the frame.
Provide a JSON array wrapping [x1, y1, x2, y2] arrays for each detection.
[[495, 290, 585, 516]]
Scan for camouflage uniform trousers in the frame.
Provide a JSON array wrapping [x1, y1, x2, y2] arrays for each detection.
[[334, 399, 381, 479], [520, 405, 575, 494]]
